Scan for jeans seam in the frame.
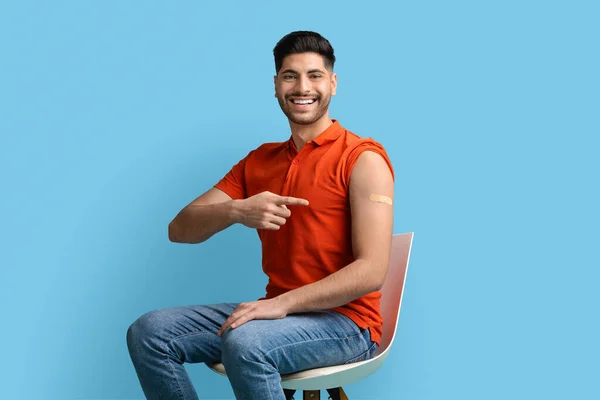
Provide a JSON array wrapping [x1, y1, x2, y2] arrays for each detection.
[[166, 329, 216, 348], [324, 310, 366, 340], [263, 367, 274, 400], [164, 330, 215, 399], [264, 334, 367, 361], [166, 356, 186, 400], [344, 331, 363, 340], [344, 341, 378, 364]]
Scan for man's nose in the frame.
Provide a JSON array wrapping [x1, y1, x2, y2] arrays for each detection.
[[296, 75, 311, 93]]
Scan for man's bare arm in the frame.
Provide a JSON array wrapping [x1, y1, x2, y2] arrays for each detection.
[[168, 188, 240, 244], [277, 150, 394, 313], [169, 189, 310, 244]]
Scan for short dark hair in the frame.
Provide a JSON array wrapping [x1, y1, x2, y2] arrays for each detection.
[[273, 31, 336, 73]]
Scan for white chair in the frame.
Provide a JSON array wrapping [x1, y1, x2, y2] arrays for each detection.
[[208, 232, 414, 399]]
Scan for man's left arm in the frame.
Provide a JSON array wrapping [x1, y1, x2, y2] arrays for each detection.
[[218, 151, 393, 335]]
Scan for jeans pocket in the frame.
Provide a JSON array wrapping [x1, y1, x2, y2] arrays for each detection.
[[344, 341, 378, 365]]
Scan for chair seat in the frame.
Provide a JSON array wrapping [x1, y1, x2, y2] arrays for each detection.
[[207, 347, 391, 390]]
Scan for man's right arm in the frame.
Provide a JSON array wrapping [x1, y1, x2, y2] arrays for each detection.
[[168, 189, 310, 244], [168, 187, 241, 244]]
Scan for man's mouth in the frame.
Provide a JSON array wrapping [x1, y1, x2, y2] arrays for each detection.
[[290, 98, 317, 105], [288, 97, 318, 109]]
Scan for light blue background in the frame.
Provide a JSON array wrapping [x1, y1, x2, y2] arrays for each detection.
[[1, 1, 598, 399]]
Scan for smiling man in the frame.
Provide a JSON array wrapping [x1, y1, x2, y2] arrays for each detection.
[[127, 31, 395, 400]]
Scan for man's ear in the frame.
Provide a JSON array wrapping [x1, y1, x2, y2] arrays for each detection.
[[331, 72, 338, 96], [273, 75, 278, 97]]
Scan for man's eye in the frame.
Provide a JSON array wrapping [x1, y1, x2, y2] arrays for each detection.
[[283, 75, 296, 80], [311, 74, 323, 79]]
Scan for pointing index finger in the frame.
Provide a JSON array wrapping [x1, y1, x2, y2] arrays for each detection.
[[278, 196, 309, 206]]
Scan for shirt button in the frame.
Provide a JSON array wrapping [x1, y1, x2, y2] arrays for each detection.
[[293, 159, 299, 165]]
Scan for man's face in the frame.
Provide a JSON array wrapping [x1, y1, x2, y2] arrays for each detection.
[[274, 52, 337, 126]]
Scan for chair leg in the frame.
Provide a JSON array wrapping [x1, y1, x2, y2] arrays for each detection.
[[325, 387, 349, 400], [285, 387, 348, 400], [303, 390, 320, 399], [284, 389, 296, 400]]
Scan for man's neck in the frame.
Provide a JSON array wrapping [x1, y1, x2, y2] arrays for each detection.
[[289, 114, 333, 151]]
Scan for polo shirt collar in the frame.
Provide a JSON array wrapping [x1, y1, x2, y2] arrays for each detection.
[[312, 119, 344, 146], [287, 119, 344, 150]]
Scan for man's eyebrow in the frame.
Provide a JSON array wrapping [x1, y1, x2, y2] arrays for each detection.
[[279, 68, 327, 75]]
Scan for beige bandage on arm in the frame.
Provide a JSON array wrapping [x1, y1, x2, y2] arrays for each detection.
[[369, 194, 393, 205]]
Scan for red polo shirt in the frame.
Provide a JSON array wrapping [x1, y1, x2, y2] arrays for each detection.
[[214, 120, 394, 345]]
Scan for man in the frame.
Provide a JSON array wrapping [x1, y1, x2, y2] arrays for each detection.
[[127, 30, 394, 400]]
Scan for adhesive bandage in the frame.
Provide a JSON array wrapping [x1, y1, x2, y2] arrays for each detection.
[[369, 194, 393, 205]]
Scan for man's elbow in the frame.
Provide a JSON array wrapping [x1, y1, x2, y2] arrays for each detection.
[[361, 259, 388, 292], [168, 220, 206, 244], [168, 221, 181, 243], [373, 262, 389, 292]]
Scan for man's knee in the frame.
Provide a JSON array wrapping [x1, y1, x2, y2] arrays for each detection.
[[126, 309, 171, 351], [221, 321, 270, 363]]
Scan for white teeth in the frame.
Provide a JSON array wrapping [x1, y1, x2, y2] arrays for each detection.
[[292, 99, 316, 104]]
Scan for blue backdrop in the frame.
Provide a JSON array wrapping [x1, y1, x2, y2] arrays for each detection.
[[1, 1, 598, 399]]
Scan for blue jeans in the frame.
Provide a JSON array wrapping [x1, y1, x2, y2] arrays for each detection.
[[126, 302, 378, 400]]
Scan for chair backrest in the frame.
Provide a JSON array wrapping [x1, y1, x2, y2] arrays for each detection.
[[375, 232, 414, 356]]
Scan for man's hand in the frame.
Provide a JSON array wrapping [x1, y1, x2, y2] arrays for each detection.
[[234, 191, 309, 230], [217, 298, 289, 336]]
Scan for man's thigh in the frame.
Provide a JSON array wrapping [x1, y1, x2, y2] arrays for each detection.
[[130, 302, 239, 364], [221, 310, 377, 374]]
